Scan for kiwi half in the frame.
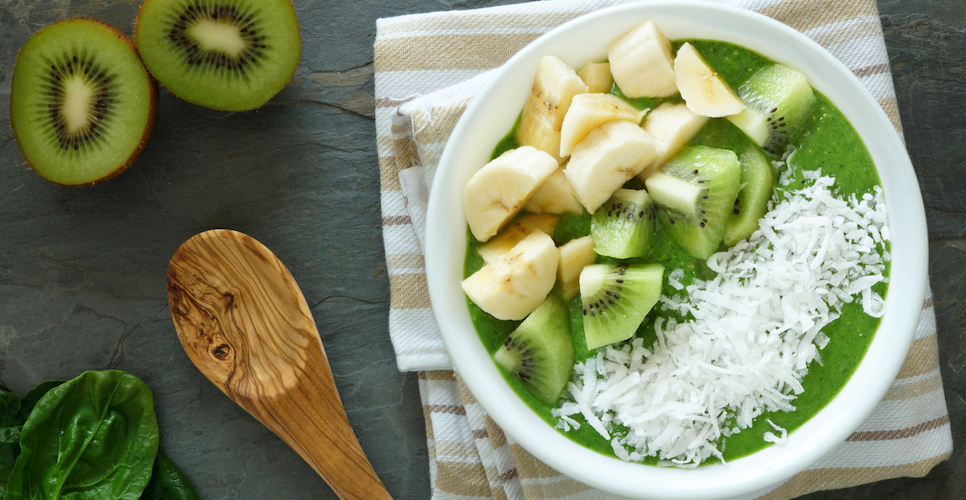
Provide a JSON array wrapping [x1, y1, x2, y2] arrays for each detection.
[[579, 263, 664, 350], [10, 19, 157, 186], [493, 294, 575, 406], [135, 0, 301, 111], [645, 145, 741, 259]]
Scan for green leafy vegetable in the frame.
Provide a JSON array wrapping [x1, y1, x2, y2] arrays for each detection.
[[0, 381, 64, 497], [0, 389, 22, 493], [16, 381, 64, 422], [139, 453, 201, 500], [6, 370, 159, 500]]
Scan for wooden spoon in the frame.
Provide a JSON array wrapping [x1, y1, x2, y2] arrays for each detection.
[[166, 229, 392, 500]]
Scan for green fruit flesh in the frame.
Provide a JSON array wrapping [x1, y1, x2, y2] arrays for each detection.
[[646, 145, 741, 259], [726, 64, 817, 155], [724, 144, 775, 246], [135, 0, 301, 111], [591, 189, 656, 259], [10, 20, 156, 186], [493, 294, 575, 406], [580, 263, 664, 350]]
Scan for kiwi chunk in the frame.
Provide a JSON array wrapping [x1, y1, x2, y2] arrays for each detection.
[[493, 294, 575, 406], [645, 145, 741, 260], [591, 189, 656, 259], [580, 263, 664, 350], [726, 64, 817, 155], [135, 0, 301, 111], [723, 144, 775, 246], [10, 19, 157, 186]]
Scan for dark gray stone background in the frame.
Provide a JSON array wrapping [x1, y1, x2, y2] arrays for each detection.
[[0, 0, 961, 498]]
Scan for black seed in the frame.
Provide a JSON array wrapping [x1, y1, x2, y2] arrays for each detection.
[[734, 208, 741, 214]]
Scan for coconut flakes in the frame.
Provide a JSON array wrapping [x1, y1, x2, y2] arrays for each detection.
[[552, 173, 889, 466]]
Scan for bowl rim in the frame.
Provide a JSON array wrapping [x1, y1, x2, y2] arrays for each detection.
[[425, 2, 927, 499]]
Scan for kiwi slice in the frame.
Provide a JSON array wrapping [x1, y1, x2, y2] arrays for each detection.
[[9, 19, 158, 186], [645, 145, 741, 260], [135, 0, 301, 111], [580, 263, 664, 350], [591, 188, 656, 259], [726, 64, 817, 155], [723, 144, 775, 246], [493, 294, 575, 406]]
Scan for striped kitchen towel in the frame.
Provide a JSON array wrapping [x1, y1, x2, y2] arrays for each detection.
[[374, 0, 953, 498]]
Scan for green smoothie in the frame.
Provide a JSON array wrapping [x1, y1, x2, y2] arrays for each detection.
[[464, 39, 889, 463]]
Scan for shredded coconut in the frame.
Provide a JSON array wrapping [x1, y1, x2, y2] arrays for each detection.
[[552, 173, 889, 466]]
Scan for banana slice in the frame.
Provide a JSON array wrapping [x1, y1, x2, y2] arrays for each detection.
[[516, 56, 589, 162], [462, 230, 560, 321], [524, 166, 584, 215], [479, 213, 560, 264], [560, 93, 647, 158], [637, 102, 709, 181], [674, 43, 745, 118], [557, 235, 596, 300], [565, 120, 659, 213], [607, 20, 677, 98], [463, 146, 558, 242], [577, 62, 613, 93]]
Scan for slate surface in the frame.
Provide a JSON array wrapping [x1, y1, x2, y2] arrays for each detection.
[[0, 0, 961, 499]]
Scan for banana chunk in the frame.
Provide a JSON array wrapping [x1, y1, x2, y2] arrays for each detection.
[[516, 56, 589, 163], [674, 43, 745, 118], [479, 213, 559, 264], [565, 120, 659, 213], [560, 93, 647, 158], [637, 102, 709, 180], [463, 146, 558, 242], [557, 235, 597, 300], [462, 230, 560, 321], [577, 62, 614, 93], [607, 20, 677, 98], [525, 166, 584, 215]]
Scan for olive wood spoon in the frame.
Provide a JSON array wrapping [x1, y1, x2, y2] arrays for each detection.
[[166, 229, 392, 500]]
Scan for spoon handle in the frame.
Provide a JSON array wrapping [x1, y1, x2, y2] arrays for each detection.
[[247, 355, 393, 500], [167, 230, 392, 500]]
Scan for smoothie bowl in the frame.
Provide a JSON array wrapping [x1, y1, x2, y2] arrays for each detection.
[[424, 2, 927, 499]]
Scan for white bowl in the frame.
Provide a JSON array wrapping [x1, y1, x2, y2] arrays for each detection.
[[425, 2, 927, 499]]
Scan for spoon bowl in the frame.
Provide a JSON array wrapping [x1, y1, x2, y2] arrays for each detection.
[[166, 229, 391, 500]]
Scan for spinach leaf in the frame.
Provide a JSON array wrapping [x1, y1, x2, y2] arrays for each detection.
[[0, 380, 64, 496], [0, 389, 22, 495], [16, 381, 64, 423], [6, 370, 159, 500], [139, 453, 200, 500]]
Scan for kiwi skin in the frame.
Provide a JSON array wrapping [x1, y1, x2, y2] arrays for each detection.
[[10, 19, 158, 186]]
